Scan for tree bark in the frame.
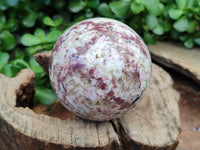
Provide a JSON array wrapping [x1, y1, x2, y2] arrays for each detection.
[[0, 52, 180, 150]]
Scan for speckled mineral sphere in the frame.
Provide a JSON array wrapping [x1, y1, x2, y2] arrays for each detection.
[[49, 18, 151, 121]]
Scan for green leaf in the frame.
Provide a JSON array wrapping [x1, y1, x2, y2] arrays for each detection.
[[34, 28, 45, 40], [109, 1, 130, 18], [186, 0, 194, 8], [12, 59, 30, 69], [14, 51, 25, 59], [5, 19, 18, 31], [97, 3, 113, 17], [44, 29, 62, 43], [0, 30, 16, 51], [28, 56, 45, 79], [153, 24, 164, 35], [43, 0, 51, 5], [169, 8, 183, 19], [35, 87, 57, 105], [186, 21, 197, 33], [0, 23, 4, 31], [88, 0, 99, 8], [175, 0, 187, 10], [9, 59, 30, 76], [0, 52, 9, 70], [85, 8, 94, 18], [69, 0, 85, 13], [0, 14, 6, 24], [42, 43, 54, 50], [194, 13, 200, 21], [159, 3, 165, 14], [21, 34, 41, 46], [0, 0, 8, 11], [130, 1, 144, 14], [35, 77, 49, 87], [198, 1, 200, 6], [121, 0, 132, 2], [179, 34, 188, 42], [135, 0, 143, 4], [194, 38, 200, 46], [1, 64, 13, 77], [43, 16, 56, 27], [145, 15, 158, 30], [171, 29, 179, 39], [128, 16, 142, 31], [163, 20, 171, 31], [28, 56, 40, 71], [25, 45, 43, 55], [5, 0, 18, 7], [173, 17, 188, 32], [184, 38, 193, 48], [143, 31, 156, 45], [160, 0, 169, 3], [23, 12, 37, 27], [144, 0, 161, 16], [53, 16, 63, 27], [0, 15, 6, 30]]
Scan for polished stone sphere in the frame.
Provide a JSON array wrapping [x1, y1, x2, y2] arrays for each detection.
[[49, 18, 152, 121]]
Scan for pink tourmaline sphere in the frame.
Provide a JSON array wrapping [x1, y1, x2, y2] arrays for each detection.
[[49, 18, 151, 121]]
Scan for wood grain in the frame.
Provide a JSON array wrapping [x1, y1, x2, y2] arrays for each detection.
[[149, 41, 200, 85], [0, 69, 120, 150], [112, 64, 181, 150], [0, 52, 181, 150]]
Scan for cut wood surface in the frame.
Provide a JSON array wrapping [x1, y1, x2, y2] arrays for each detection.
[[0, 52, 180, 150], [113, 65, 181, 150], [0, 69, 120, 150], [148, 41, 200, 85]]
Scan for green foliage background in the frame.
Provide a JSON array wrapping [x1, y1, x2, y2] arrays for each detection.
[[0, 0, 200, 105]]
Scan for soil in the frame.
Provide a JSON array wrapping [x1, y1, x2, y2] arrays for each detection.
[[33, 101, 75, 120], [171, 71, 200, 150]]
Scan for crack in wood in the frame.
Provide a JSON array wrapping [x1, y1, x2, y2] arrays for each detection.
[[0, 52, 180, 150], [108, 64, 181, 150]]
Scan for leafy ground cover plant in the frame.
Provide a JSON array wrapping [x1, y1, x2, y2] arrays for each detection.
[[0, 0, 200, 105]]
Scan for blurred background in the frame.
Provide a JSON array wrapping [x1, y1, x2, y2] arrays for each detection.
[[0, 1, 200, 149]]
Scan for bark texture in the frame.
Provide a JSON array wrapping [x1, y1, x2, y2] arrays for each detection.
[[0, 52, 181, 150]]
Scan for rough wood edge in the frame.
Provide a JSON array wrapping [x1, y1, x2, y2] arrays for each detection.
[[112, 64, 181, 150], [34, 51, 181, 149], [34, 51, 51, 75], [0, 70, 120, 150], [150, 53, 200, 85], [0, 51, 181, 150], [111, 119, 179, 150], [148, 42, 200, 85]]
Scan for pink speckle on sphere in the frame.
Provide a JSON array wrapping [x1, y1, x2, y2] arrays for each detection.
[[49, 18, 151, 121]]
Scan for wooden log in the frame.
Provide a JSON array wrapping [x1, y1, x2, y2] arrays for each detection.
[[0, 69, 120, 150], [112, 65, 181, 150], [0, 52, 181, 150], [34, 51, 51, 75]]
